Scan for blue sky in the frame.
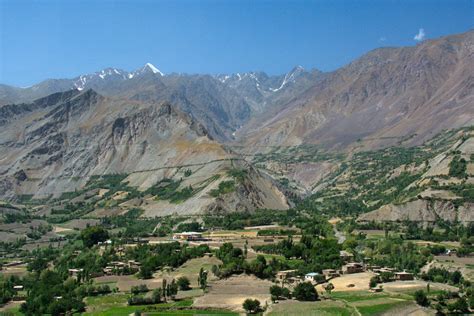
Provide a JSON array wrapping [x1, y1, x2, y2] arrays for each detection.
[[0, 0, 472, 86]]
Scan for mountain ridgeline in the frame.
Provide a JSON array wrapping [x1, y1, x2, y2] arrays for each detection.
[[0, 30, 473, 221]]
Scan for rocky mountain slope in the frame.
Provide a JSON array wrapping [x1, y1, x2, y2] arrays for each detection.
[[0, 89, 288, 214], [357, 128, 474, 224], [238, 30, 474, 151]]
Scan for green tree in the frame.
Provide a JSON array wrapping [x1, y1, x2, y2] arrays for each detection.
[[198, 267, 208, 290], [80, 226, 109, 248], [325, 283, 334, 294], [242, 298, 261, 314], [293, 282, 318, 301], [270, 285, 283, 298], [169, 279, 178, 298], [369, 277, 378, 288], [139, 262, 153, 279]]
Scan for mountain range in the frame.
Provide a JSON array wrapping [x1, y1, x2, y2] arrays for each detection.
[[0, 30, 473, 215]]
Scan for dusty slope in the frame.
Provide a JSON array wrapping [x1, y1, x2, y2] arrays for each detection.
[[0, 90, 288, 214], [239, 30, 474, 151]]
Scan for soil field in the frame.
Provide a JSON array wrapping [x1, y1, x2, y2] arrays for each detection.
[[0, 264, 28, 277], [316, 272, 376, 292], [193, 274, 272, 311]]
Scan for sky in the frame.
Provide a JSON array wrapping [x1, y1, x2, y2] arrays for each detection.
[[0, 0, 473, 87]]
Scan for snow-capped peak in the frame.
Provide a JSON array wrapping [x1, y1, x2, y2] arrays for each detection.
[[143, 62, 164, 76]]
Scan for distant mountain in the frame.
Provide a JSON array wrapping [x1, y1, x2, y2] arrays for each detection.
[[0, 63, 321, 141], [215, 67, 323, 113], [238, 30, 474, 151]]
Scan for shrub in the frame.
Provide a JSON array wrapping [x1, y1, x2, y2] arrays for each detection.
[[414, 290, 429, 307], [242, 298, 261, 314], [177, 276, 191, 291], [369, 276, 378, 288], [131, 284, 149, 295]]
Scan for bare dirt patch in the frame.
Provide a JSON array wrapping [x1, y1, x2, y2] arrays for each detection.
[[193, 274, 272, 311], [317, 272, 376, 292], [54, 226, 73, 233]]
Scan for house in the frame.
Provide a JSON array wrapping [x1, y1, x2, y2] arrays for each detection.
[[98, 239, 112, 246], [305, 272, 322, 283], [13, 285, 23, 291], [342, 262, 364, 274], [395, 271, 414, 281], [340, 250, 354, 262], [103, 261, 128, 275], [173, 232, 203, 241], [276, 270, 297, 283], [322, 269, 340, 278], [68, 268, 83, 279], [374, 267, 396, 274], [446, 249, 457, 256], [3, 261, 23, 267], [128, 260, 141, 270], [366, 265, 381, 271], [103, 266, 114, 275]]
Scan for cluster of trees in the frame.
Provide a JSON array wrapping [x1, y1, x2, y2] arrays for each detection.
[[270, 283, 318, 302], [128, 279, 178, 306], [127, 243, 210, 279], [174, 221, 204, 233], [404, 220, 474, 244], [212, 243, 286, 279], [414, 290, 472, 314], [19, 270, 85, 315], [76, 283, 112, 296], [209, 180, 235, 197], [145, 178, 197, 203], [362, 238, 429, 273], [449, 154, 467, 178], [420, 267, 463, 285], [25, 223, 52, 240], [254, 236, 342, 274], [0, 275, 20, 304]]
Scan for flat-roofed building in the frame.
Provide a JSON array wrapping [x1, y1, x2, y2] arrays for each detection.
[[342, 262, 364, 274], [276, 269, 297, 283], [395, 271, 414, 281], [173, 232, 203, 241]]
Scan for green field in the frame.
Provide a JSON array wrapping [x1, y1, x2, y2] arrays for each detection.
[[268, 300, 355, 316], [82, 295, 237, 316], [356, 301, 407, 316]]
